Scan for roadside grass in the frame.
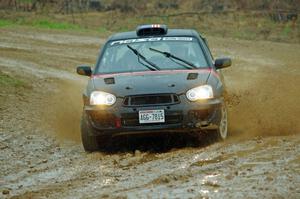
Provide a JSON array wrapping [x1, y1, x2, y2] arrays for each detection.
[[98, 26, 108, 33], [32, 20, 82, 30], [0, 71, 26, 88], [0, 18, 85, 31], [0, 19, 14, 27], [0, 11, 299, 43], [0, 17, 113, 37]]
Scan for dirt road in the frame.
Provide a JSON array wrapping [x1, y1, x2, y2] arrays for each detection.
[[0, 27, 300, 199]]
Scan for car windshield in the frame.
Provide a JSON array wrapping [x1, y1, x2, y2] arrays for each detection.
[[96, 37, 209, 74]]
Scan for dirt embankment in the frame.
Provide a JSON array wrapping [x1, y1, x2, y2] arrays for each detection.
[[0, 28, 299, 198]]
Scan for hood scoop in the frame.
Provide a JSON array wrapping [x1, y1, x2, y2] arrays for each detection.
[[187, 73, 198, 80], [104, 77, 115, 84]]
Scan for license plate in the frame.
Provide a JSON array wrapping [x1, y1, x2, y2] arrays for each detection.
[[139, 110, 165, 124]]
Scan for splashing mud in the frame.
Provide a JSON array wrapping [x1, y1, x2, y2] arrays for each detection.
[[209, 37, 300, 138], [228, 73, 300, 137], [42, 79, 85, 142]]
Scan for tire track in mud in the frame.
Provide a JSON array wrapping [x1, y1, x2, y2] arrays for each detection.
[[1, 28, 300, 198]]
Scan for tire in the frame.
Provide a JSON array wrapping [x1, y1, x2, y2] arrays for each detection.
[[81, 112, 99, 152], [193, 104, 228, 146], [213, 103, 228, 141]]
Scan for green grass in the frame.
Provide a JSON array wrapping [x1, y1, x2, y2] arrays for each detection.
[[0, 19, 14, 27], [0, 18, 84, 30], [98, 26, 108, 33], [32, 20, 82, 30], [281, 25, 292, 37], [0, 72, 25, 88]]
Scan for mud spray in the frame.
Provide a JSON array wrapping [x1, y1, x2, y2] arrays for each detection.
[[227, 71, 300, 138], [42, 79, 84, 142]]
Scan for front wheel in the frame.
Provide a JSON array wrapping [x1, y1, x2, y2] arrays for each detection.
[[213, 104, 228, 140], [193, 104, 228, 146], [81, 112, 111, 152], [81, 112, 99, 152]]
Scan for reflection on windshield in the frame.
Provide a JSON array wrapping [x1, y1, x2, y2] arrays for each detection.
[[97, 38, 208, 74]]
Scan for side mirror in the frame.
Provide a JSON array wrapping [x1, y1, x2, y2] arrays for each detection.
[[214, 58, 232, 69], [77, 66, 92, 76]]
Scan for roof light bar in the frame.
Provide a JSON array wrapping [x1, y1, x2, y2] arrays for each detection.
[[136, 24, 168, 36]]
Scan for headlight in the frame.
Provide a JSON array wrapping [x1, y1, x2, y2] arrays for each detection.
[[90, 91, 116, 106], [186, 85, 213, 101]]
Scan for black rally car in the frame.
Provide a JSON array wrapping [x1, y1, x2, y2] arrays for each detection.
[[77, 24, 231, 151]]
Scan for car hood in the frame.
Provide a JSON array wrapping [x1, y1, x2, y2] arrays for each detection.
[[91, 70, 212, 97]]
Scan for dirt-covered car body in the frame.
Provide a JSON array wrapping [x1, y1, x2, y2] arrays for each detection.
[[77, 25, 231, 151]]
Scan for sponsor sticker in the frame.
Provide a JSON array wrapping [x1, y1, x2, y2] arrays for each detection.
[[110, 37, 193, 46]]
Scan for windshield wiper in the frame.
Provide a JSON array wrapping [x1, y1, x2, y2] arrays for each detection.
[[149, 47, 197, 69], [127, 45, 160, 71]]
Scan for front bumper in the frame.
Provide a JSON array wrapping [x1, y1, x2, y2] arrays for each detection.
[[84, 95, 223, 137]]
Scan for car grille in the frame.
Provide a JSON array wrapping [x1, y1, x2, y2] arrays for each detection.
[[123, 94, 180, 106], [121, 111, 183, 127]]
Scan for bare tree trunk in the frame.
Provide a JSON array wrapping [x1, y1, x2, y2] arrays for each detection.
[[31, 0, 37, 11], [71, 0, 76, 24], [14, 0, 17, 11]]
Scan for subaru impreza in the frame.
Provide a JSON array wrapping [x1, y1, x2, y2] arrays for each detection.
[[77, 24, 231, 151]]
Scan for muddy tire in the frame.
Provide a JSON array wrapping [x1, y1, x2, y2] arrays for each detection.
[[193, 104, 228, 146], [212, 103, 228, 141], [81, 113, 100, 152]]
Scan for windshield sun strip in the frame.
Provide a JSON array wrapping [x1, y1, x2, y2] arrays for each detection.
[[110, 37, 194, 46]]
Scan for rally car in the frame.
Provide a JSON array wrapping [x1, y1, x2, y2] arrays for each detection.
[[77, 24, 231, 152]]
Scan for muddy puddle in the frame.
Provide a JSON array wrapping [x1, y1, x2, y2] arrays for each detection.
[[0, 28, 299, 198]]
